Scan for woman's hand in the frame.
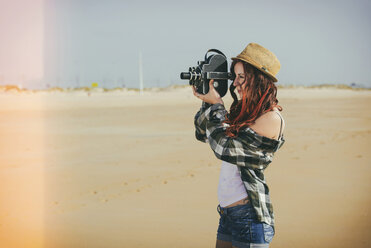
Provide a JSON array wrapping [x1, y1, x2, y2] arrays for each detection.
[[192, 79, 224, 105]]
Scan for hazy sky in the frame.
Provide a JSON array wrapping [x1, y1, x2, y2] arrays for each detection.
[[1, 0, 370, 89], [0, 0, 44, 87]]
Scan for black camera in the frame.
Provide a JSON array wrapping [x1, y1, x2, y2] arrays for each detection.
[[180, 49, 232, 97]]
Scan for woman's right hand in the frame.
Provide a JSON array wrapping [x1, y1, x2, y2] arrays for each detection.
[[192, 80, 224, 105]]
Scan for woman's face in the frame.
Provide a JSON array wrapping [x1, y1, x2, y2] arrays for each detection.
[[232, 62, 247, 98]]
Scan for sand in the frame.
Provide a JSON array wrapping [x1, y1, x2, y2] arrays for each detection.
[[0, 87, 370, 248]]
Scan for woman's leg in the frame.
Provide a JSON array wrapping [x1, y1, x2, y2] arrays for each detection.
[[216, 239, 232, 248], [216, 205, 233, 248]]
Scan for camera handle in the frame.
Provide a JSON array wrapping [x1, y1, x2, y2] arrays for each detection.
[[204, 49, 227, 61]]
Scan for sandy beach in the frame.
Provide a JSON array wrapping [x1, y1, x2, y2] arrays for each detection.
[[0, 86, 370, 248]]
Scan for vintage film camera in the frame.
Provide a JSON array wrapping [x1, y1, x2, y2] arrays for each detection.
[[180, 49, 232, 98]]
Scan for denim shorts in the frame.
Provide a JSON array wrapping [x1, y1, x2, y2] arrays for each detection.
[[216, 201, 275, 248]]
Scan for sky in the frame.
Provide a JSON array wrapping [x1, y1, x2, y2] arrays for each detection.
[[0, 0, 370, 89]]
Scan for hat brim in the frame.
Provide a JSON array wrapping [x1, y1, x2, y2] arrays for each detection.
[[231, 56, 278, 82]]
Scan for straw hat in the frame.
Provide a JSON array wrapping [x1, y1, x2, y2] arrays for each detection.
[[231, 43, 280, 82]]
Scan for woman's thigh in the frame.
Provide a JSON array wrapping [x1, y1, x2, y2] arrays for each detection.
[[216, 239, 270, 248], [216, 239, 232, 248]]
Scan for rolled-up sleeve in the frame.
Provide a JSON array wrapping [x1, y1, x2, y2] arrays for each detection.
[[194, 102, 211, 143], [204, 103, 268, 170]]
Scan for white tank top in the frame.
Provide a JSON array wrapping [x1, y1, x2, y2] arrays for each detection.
[[218, 160, 248, 207]]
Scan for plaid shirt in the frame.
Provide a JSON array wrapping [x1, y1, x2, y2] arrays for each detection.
[[194, 102, 285, 229]]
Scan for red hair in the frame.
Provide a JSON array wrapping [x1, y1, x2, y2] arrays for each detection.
[[224, 60, 283, 137]]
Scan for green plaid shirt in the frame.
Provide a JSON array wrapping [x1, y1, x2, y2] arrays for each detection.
[[194, 102, 285, 229]]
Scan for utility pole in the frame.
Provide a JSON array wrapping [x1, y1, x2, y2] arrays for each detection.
[[139, 51, 144, 95]]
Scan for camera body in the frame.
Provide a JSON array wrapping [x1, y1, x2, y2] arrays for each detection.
[[180, 49, 232, 98]]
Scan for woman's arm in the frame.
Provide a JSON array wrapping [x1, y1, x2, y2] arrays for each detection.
[[192, 80, 223, 143], [204, 103, 271, 170], [194, 102, 210, 143], [192, 80, 275, 170]]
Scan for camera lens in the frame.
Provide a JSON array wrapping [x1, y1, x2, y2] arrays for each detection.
[[180, 72, 191, 80]]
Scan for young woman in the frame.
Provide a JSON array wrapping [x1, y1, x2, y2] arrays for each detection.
[[192, 43, 285, 248]]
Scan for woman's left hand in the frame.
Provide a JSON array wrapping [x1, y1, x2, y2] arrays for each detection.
[[192, 79, 224, 105]]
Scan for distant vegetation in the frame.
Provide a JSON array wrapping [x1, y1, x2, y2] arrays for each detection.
[[0, 83, 369, 94]]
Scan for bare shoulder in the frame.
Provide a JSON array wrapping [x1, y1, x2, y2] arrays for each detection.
[[249, 110, 285, 140]]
